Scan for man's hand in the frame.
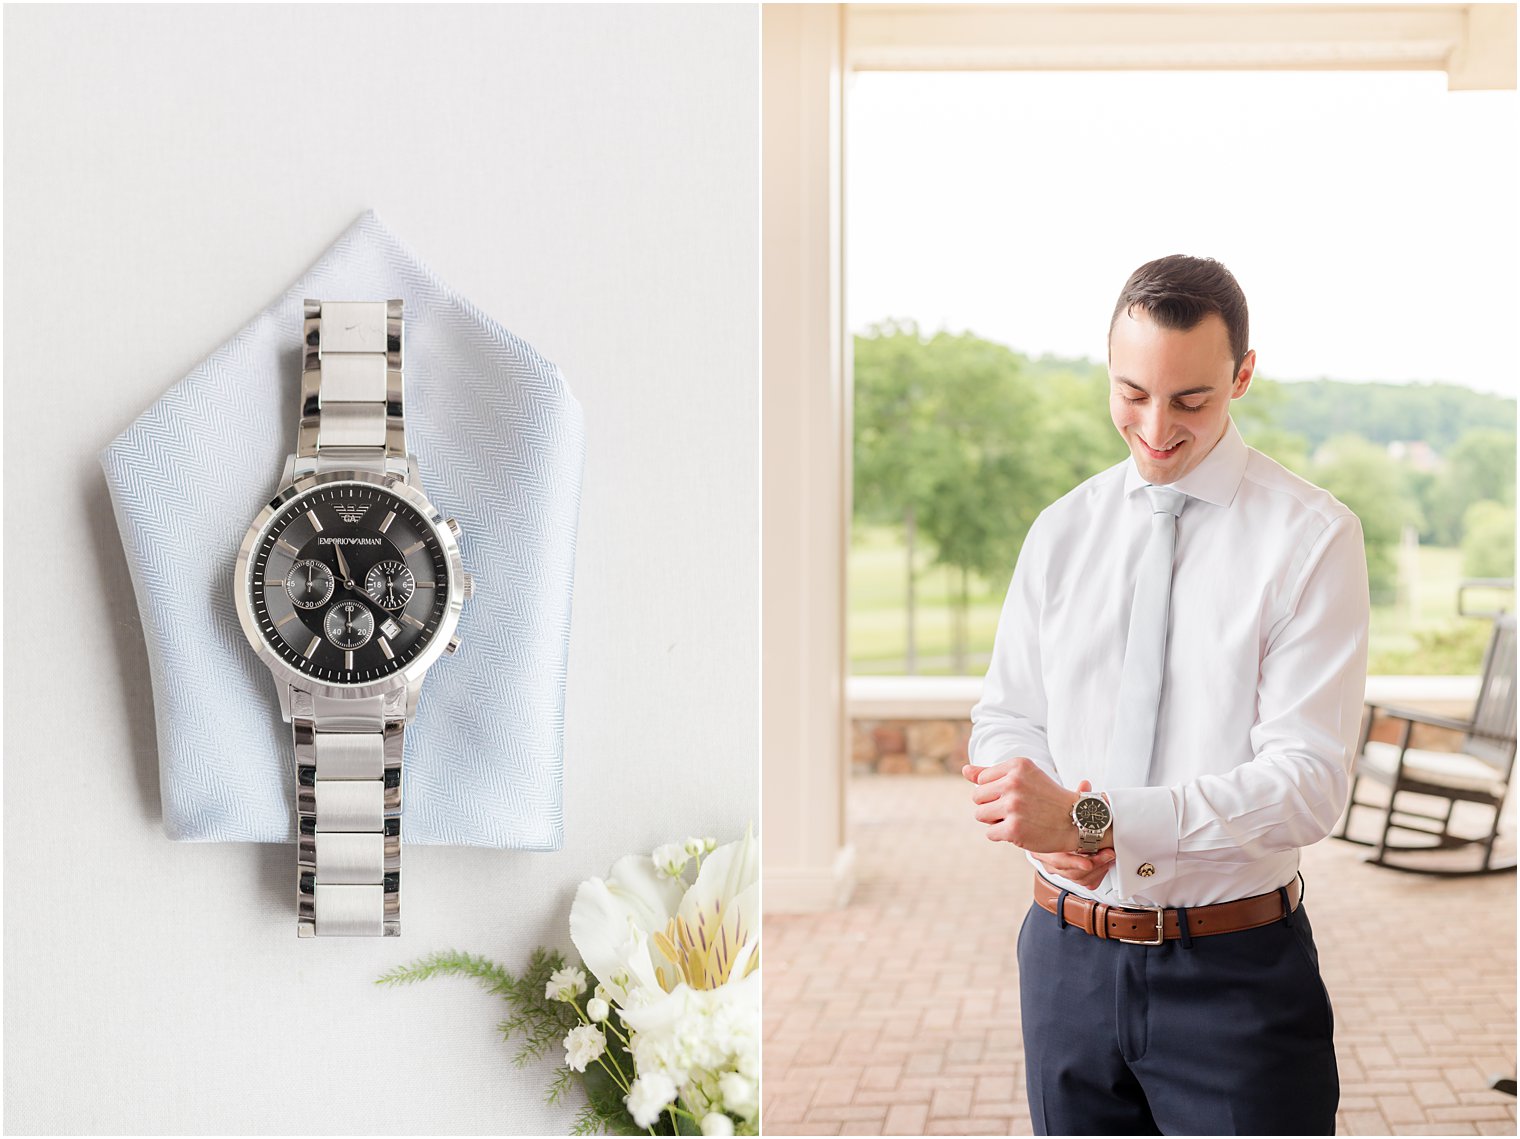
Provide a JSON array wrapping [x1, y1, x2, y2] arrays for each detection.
[[960, 757, 1086, 853], [961, 762, 1115, 886], [1028, 777, 1114, 889]]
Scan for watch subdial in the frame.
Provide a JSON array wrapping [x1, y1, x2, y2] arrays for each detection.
[[285, 559, 335, 609], [323, 600, 375, 650], [364, 560, 416, 611]]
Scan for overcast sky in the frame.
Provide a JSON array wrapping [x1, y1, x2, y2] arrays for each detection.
[[846, 69, 1517, 397]]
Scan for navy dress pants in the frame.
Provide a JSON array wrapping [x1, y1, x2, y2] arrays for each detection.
[[1016, 884, 1338, 1136]]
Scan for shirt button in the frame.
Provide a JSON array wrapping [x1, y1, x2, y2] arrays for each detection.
[[1137, 862, 1156, 877]]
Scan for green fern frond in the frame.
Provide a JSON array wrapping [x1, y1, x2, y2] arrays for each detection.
[[380, 945, 633, 1134], [375, 950, 515, 995], [570, 1102, 604, 1136], [546, 1065, 577, 1106]]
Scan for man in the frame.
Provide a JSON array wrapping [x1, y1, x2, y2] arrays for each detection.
[[965, 254, 1370, 1136]]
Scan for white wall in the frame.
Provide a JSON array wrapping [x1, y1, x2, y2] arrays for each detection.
[[2, 5, 758, 1133]]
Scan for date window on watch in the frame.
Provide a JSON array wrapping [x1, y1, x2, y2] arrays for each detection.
[[380, 617, 402, 640]]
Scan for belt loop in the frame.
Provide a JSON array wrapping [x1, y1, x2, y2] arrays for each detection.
[[1056, 888, 1070, 930], [1092, 902, 1106, 938], [1176, 904, 1194, 949], [1277, 884, 1295, 927]]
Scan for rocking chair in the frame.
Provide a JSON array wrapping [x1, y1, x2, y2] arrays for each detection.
[[1333, 614, 1517, 875]]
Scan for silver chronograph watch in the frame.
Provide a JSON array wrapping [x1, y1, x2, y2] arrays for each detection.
[[233, 300, 473, 937], [1071, 791, 1113, 855]]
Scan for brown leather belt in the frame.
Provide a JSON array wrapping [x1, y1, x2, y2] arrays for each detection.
[[1033, 871, 1302, 945]]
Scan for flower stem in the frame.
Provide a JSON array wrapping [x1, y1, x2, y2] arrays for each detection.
[[594, 1053, 631, 1095], [603, 1016, 632, 1048]]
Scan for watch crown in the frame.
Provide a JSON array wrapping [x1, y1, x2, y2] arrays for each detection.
[[460, 573, 475, 602]]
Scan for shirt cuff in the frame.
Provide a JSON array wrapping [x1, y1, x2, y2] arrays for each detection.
[[1106, 784, 1179, 900]]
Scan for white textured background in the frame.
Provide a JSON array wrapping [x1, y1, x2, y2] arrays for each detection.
[[3, 5, 758, 1134]]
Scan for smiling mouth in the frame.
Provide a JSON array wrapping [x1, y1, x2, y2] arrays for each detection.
[[1138, 436, 1183, 459]]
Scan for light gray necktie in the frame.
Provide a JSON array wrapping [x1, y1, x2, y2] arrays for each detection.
[[1106, 484, 1189, 788]]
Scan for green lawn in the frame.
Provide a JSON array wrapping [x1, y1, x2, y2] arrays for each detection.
[[848, 525, 1504, 676]]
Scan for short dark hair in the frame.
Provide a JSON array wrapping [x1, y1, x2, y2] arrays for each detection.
[[1108, 255, 1250, 375]]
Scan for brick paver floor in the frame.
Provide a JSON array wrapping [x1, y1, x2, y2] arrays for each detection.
[[764, 775, 1517, 1136]]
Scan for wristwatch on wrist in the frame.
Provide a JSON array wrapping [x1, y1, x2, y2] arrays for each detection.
[[233, 299, 473, 937], [1071, 791, 1113, 855]]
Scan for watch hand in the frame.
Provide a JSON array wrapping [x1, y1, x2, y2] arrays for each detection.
[[333, 542, 355, 586]]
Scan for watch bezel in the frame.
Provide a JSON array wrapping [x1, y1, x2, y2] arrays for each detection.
[[1071, 790, 1112, 834], [233, 468, 465, 701]]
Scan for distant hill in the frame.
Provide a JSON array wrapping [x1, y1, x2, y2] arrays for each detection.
[[1257, 378, 1514, 453], [1019, 350, 1514, 455]]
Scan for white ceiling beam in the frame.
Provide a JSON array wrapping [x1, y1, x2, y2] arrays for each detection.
[[846, 4, 1516, 90]]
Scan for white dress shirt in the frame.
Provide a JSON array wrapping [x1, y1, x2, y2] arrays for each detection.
[[969, 415, 1371, 908]]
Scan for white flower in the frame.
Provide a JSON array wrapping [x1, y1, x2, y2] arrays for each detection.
[[587, 997, 610, 1023], [571, 827, 758, 1009], [562, 1025, 605, 1073], [652, 843, 691, 879], [626, 1072, 678, 1128], [622, 984, 658, 1010], [619, 971, 761, 1126], [719, 1071, 756, 1114], [569, 828, 760, 1131], [544, 966, 587, 1003], [569, 856, 683, 1007]]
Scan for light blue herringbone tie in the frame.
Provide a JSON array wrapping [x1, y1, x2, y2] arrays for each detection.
[[1106, 484, 1189, 788]]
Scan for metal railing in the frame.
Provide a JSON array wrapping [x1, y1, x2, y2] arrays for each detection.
[[1458, 578, 1515, 619]]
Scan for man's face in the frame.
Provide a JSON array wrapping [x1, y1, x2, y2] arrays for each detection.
[[1108, 307, 1254, 485]]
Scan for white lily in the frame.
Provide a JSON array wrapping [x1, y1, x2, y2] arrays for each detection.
[[568, 851, 684, 1005], [658, 825, 760, 991], [570, 826, 758, 1004]]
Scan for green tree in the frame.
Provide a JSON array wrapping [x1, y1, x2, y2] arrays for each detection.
[[1461, 499, 1517, 579], [1237, 424, 1312, 475], [1310, 435, 1419, 604], [1407, 468, 1441, 545], [854, 323, 1076, 670], [1427, 428, 1517, 546], [1028, 367, 1128, 497], [854, 320, 938, 670], [913, 334, 1047, 667]]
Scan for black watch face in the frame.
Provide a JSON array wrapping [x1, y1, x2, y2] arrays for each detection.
[[1073, 796, 1110, 831], [248, 482, 450, 683]]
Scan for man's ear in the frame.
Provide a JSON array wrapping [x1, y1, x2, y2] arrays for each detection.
[[1232, 349, 1256, 399]]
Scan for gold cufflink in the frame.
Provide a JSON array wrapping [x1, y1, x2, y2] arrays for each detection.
[[1138, 863, 1155, 877]]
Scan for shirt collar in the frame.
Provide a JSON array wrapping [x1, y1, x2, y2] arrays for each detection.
[[1123, 415, 1248, 508]]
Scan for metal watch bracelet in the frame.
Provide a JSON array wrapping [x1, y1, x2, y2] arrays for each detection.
[[295, 299, 407, 937]]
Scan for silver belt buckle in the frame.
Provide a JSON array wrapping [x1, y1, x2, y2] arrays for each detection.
[[1116, 903, 1166, 945]]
